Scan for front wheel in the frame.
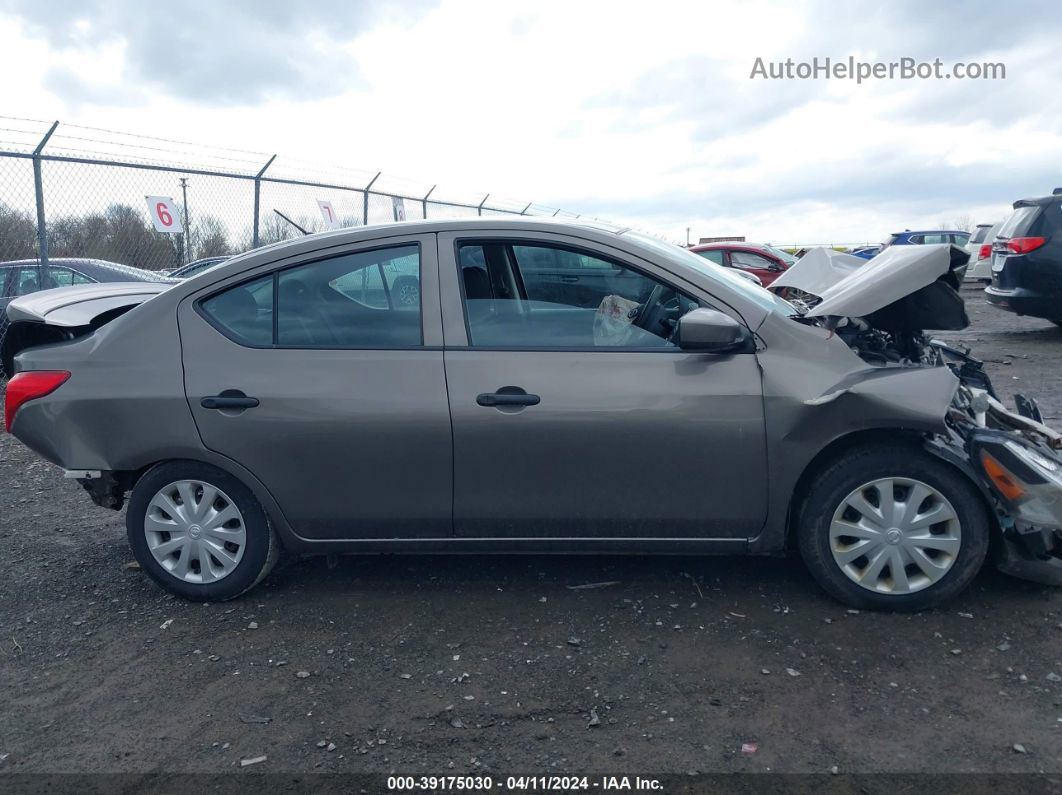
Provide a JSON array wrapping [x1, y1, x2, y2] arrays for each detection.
[[797, 445, 990, 610], [126, 461, 279, 601]]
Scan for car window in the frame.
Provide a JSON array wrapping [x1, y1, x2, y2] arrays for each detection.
[[696, 249, 725, 265], [950, 233, 970, 245], [14, 266, 43, 295], [730, 251, 774, 270], [201, 274, 275, 346], [970, 226, 992, 244], [920, 234, 948, 244], [277, 244, 421, 347], [907, 234, 924, 244], [458, 241, 699, 349], [998, 206, 1043, 238], [44, 266, 93, 287]]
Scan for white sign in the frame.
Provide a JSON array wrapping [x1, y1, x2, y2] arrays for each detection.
[[392, 196, 406, 222], [317, 199, 339, 229], [145, 195, 182, 233]]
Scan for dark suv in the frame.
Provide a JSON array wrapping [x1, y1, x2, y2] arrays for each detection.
[[985, 191, 1062, 325]]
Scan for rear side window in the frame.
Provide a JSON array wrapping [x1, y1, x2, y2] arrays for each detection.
[[696, 249, 725, 265], [200, 275, 274, 346], [998, 205, 1043, 238], [200, 244, 421, 349], [950, 233, 970, 245], [970, 226, 992, 244], [278, 245, 420, 347]]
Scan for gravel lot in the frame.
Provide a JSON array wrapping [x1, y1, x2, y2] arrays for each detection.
[[0, 285, 1060, 779]]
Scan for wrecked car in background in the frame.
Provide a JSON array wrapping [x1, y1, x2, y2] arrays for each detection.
[[3, 218, 1060, 609]]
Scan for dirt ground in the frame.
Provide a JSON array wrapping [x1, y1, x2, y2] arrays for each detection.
[[0, 285, 1060, 780]]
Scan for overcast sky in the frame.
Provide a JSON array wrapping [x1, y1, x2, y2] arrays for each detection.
[[1, 0, 1060, 244]]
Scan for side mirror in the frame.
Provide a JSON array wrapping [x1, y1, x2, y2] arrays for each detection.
[[676, 308, 752, 353]]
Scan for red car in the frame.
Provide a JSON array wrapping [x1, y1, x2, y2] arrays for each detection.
[[688, 243, 795, 286]]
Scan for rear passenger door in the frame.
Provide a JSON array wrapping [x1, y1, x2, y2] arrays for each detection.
[[178, 235, 453, 540]]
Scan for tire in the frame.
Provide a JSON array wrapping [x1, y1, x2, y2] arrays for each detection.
[[126, 461, 279, 601], [392, 276, 420, 307], [797, 445, 989, 611]]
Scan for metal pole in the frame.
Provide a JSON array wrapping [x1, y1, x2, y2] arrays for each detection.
[[252, 154, 276, 248], [363, 172, 381, 226], [520, 202, 533, 215], [32, 121, 59, 281], [552, 209, 561, 217], [477, 194, 490, 217], [179, 177, 190, 265], [422, 185, 436, 220]]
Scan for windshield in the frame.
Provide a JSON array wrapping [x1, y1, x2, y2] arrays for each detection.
[[627, 232, 797, 315], [758, 245, 797, 265], [998, 205, 1043, 238]]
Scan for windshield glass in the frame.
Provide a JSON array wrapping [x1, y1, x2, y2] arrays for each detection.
[[998, 205, 1042, 238], [758, 245, 797, 265], [627, 232, 796, 315]]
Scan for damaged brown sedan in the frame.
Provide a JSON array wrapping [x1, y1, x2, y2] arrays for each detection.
[[3, 218, 1060, 608]]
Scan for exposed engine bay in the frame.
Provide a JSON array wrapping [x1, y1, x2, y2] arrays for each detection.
[[775, 244, 1062, 584]]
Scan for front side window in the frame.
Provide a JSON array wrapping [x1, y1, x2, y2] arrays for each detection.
[[457, 241, 699, 349], [730, 251, 774, 270], [200, 244, 421, 349]]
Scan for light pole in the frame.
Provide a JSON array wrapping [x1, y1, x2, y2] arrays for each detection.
[[179, 177, 190, 265]]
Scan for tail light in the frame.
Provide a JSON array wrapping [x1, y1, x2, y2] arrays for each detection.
[[1005, 237, 1047, 255], [978, 243, 992, 260], [4, 371, 70, 432]]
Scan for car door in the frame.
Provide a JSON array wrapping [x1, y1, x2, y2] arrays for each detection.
[[439, 230, 768, 540], [177, 234, 453, 539]]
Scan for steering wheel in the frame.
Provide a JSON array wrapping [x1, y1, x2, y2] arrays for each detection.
[[632, 284, 666, 332]]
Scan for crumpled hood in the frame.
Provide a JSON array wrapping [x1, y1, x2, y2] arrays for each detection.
[[806, 244, 969, 319], [769, 247, 864, 295], [4, 282, 171, 327]]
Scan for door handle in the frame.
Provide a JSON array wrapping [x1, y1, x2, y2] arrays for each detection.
[[477, 388, 541, 407], [201, 391, 260, 410], [560, 275, 579, 283]]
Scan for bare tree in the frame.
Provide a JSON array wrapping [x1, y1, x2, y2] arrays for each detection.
[[952, 214, 974, 233], [0, 204, 38, 260], [193, 215, 233, 258]]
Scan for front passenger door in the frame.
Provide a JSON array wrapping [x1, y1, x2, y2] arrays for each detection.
[[440, 233, 768, 540]]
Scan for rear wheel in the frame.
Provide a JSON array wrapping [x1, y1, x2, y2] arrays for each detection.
[[126, 461, 279, 601], [797, 445, 989, 610]]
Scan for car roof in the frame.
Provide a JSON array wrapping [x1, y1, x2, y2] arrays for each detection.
[[1013, 194, 1062, 208], [0, 257, 173, 282], [689, 242, 770, 251], [889, 230, 968, 235]]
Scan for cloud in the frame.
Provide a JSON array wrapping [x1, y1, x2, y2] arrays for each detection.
[[1, 0, 434, 104]]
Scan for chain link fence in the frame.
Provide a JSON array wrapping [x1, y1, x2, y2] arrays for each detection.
[[0, 116, 600, 378]]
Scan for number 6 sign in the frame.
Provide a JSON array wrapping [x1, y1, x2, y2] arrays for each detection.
[[145, 196, 183, 233]]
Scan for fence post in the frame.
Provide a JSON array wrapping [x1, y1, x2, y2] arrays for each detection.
[[363, 172, 381, 226], [252, 154, 276, 249], [422, 185, 436, 220], [477, 194, 490, 217], [32, 121, 59, 280]]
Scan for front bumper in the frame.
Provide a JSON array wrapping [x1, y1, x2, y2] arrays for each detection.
[[967, 431, 1062, 586], [995, 521, 1062, 586], [984, 286, 1061, 320]]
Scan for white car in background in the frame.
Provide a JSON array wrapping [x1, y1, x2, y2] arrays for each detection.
[[965, 221, 1001, 283]]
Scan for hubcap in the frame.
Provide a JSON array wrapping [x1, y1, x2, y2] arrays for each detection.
[[144, 480, 246, 584], [829, 477, 961, 595]]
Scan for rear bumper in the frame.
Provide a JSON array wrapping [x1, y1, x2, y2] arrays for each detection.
[[984, 286, 1061, 320]]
